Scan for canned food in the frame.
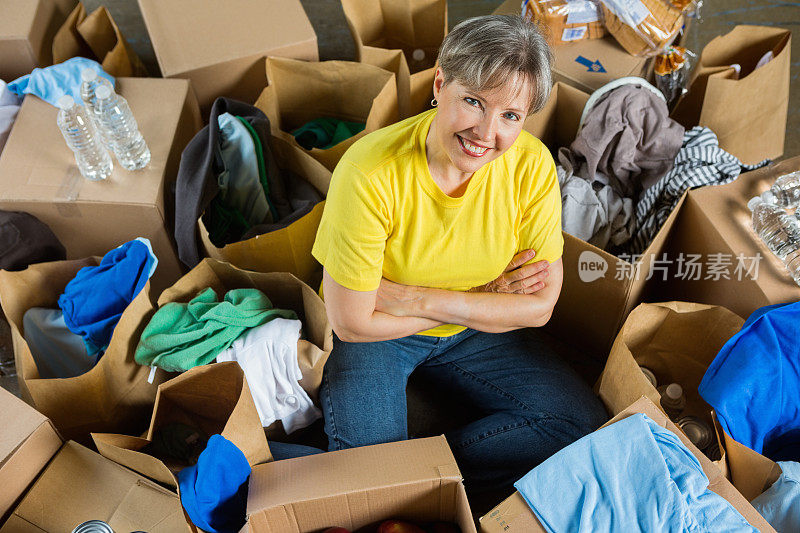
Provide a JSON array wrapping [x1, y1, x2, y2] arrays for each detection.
[[704, 442, 723, 462], [676, 416, 713, 451], [639, 366, 657, 387], [72, 520, 114, 533]]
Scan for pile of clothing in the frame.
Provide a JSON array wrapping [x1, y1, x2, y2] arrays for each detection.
[[135, 286, 321, 434], [24, 238, 157, 378], [175, 98, 324, 267], [558, 77, 768, 257], [697, 301, 800, 532]]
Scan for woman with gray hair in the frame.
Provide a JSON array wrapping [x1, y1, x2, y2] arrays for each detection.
[[312, 15, 607, 495]]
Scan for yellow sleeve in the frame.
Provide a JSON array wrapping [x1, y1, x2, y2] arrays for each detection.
[[518, 148, 564, 264], [311, 160, 391, 291]]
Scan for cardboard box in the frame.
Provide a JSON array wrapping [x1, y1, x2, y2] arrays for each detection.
[[523, 81, 589, 151], [0, 440, 190, 533], [480, 397, 775, 533], [494, 0, 651, 94], [246, 436, 477, 533], [138, 0, 318, 113], [0, 387, 61, 523], [649, 156, 800, 318], [0, 0, 62, 80], [0, 77, 202, 294]]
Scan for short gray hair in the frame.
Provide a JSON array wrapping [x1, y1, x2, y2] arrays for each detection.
[[437, 15, 553, 114]]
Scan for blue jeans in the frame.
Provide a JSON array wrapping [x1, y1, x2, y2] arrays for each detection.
[[319, 327, 608, 495]]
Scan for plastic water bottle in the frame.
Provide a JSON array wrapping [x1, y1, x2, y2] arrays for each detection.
[[94, 84, 150, 170], [784, 247, 800, 286], [748, 196, 800, 259], [56, 95, 113, 181], [762, 171, 800, 209], [79, 68, 113, 145]]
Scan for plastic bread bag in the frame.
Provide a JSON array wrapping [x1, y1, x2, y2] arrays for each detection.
[[655, 45, 695, 109], [522, 0, 606, 45], [598, 0, 684, 57]]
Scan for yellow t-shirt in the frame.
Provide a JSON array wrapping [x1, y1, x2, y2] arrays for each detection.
[[312, 109, 563, 337]]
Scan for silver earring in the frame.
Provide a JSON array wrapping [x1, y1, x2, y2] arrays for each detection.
[[430, 98, 438, 107]]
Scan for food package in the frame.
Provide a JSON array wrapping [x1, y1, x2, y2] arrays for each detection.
[[522, 0, 607, 44], [599, 0, 684, 57]]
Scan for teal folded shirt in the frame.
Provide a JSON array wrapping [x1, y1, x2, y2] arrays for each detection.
[[134, 287, 297, 372]]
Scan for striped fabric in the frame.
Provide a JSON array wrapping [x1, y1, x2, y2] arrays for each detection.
[[622, 127, 769, 257]]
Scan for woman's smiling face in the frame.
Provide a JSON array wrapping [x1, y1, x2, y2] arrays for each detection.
[[430, 67, 533, 176]]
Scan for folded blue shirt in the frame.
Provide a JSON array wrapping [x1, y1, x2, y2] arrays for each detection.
[[699, 301, 800, 460], [7, 57, 114, 107], [58, 238, 157, 356], [514, 413, 757, 533], [178, 434, 250, 533]]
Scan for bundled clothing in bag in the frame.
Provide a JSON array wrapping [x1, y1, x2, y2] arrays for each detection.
[[292, 118, 365, 150], [0, 210, 65, 271], [7, 57, 114, 107], [23, 307, 91, 379], [699, 301, 800, 461], [0, 80, 21, 154], [514, 413, 757, 532], [623, 126, 769, 255], [175, 98, 323, 267], [216, 318, 321, 433], [134, 287, 297, 372], [752, 461, 800, 532], [58, 238, 157, 356], [178, 434, 250, 533]]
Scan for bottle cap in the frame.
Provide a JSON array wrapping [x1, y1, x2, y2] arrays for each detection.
[[412, 48, 425, 61], [81, 68, 98, 82], [95, 84, 112, 100], [665, 383, 683, 399], [747, 196, 764, 212], [57, 95, 75, 110], [761, 190, 777, 205]]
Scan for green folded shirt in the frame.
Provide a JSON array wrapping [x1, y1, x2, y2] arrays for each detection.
[[135, 287, 297, 372]]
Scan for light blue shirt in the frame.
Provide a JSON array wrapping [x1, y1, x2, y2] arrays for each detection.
[[515, 413, 757, 533], [7, 58, 114, 107], [752, 461, 800, 532]]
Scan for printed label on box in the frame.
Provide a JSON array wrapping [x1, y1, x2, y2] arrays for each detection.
[[565, 0, 601, 24], [601, 0, 651, 26], [562, 27, 589, 41]]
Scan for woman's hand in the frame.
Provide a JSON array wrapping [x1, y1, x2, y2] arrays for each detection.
[[471, 249, 550, 294], [375, 278, 423, 317]]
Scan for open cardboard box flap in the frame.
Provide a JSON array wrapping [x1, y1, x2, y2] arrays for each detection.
[[247, 435, 476, 533], [480, 397, 775, 532]]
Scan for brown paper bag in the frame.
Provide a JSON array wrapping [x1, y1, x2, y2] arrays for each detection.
[[255, 57, 398, 171], [341, 0, 446, 119], [92, 361, 272, 490], [595, 301, 745, 474], [715, 418, 783, 501], [0, 258, 168, 443], [142, 258, 332, 437], [198, 136, 332, 290], [52, 4, 148, 77], [671, 25, 791, 165]]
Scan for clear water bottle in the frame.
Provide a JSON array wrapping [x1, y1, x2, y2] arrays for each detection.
[[79, 68, 113, 145], [762, 171, 800, 209], [748, 196, 800, 259], [94, 84, 150, 171], [783, 246, 800, 286], [56, 95, 113, 181]]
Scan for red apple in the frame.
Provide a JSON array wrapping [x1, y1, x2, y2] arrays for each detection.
[[323, 528, 351, 533], [377, 520, 426, 533]]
